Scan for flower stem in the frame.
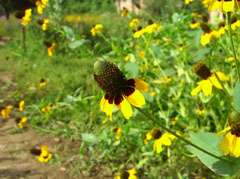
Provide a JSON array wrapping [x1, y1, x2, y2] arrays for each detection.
[[227, 12, 240, 80], [135, 107, 235, 164]]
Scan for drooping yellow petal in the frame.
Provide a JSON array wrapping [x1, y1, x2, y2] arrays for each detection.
[[222, 0, 234, 12], [220, 132, 232, 155], [160, 133, 172, 146], [209, 0, 221, 11], [230, 136, 240, 157], [215, 72, 229, 82], [116, 96, 132, 119], [100, 95, 114, 116], [133, 78, 150, 93], [191, 83, 202, 96], [125, 89, 145, 107], [209, 75, 222, 89], [153, 139, 163, 153], [201, 79, 213, 96]]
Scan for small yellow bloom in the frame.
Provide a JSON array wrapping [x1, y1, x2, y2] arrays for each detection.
[[22, 9, 32, 27], [47, 43, 56, 57], [191, 63, 229, 96], [160, 77, 171, 84], [178, 44, 185, 52], [171, 117, 179, 125], [202, 0, 211, 8], [91, 24, 103, 36], [189, 22, 200, 29], [133, 27, 146, 38], [129, 18, 139, 28], [16, 117, 28, 129], [36, 0, 49, 14], [121, 7, 129, 17], [185, 0, 194, 5], [197, 108, 206, 115], [114, 169, 137, 179], [139, 51, 145, 57], [81, 34, 87, 39], [145, 128, 175, 153], [42, 19, 49, 31], [112, 126, 122, 140], [19, 100, 25, 111], [151, 91, 157, 96], [30, 146, 52, 163], [125, 55, 130, 62], [40, 78, 47, 87], [1, 105, 13, 119]]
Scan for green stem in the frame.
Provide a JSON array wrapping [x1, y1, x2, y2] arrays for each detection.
[[227, 12, 240, 80], [135, 107, 235, 164]]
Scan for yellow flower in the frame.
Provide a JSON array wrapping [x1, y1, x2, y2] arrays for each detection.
[[191, 63, 229, 96], [125, 55, 130, 62], [94, 61, 150, 120], [41, 104, 55, 114], [185, 0, 194, 4], [112, 126, 122, 140], [22, 9, 32, 27], [145, 22, 163, 34], [15, 117, 28, 129], [227, 56, 236, 66], [30, 145, 52, 163], [197, 108, 206, 115], [36, 0, 49, 14], [209, 0, 240, 12], [139, 51, 145, 57], [40, 78, 47, 87], [151, 91, 157, 96], [114, 169, 137, 179], [81, 34, 87, 39], [231, 19, 240, 31], [200, 32, 212, 46], [121, 7, 129, 17], [160, 77, 171, 84], [171, 117, 179, 125], [129, 18, 139, 28], [133, 27, 146, 38], [91, 24, 103, 36], [145, 128, 175, 153], [189, 22, 200, 29], [19, 100, 25, 111], [202, 0, 211, 8], [178, 44, 185, 52], [219, 112, 240, 158], [1, 105, 13, 119], [42, 19, 49, 31]]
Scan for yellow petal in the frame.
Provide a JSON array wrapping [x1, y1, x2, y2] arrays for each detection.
[[209, 0, 221, 11], [116, 95, 132, 119], [201, 79, 213, 96], [215, 72, 229, 82], [209, 75, 222, 89], [100, 95, 114, 116], [161, 134, 172, 146], [191, 83, 202, 96], [125, 88, 145, 107], [220, 132, 232, 155], [132, 78, 150, 93], [223, 0, 234, 12], [153, 139, 163, 153], [217, 126, 231, 137], [230, 136, 240, 157]]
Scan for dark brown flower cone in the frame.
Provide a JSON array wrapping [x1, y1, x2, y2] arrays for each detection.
[[94, 61, 126, 97], [193, 63, 211, 80]]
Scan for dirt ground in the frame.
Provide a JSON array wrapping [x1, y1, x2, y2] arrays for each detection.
[[0, 72, 76, 179]]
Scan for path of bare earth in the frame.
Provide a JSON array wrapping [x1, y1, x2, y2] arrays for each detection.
[[0, 72, 73, 179]]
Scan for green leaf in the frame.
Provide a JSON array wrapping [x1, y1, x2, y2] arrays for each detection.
[[124, 62, 139, 77], [63, 26, 74, 40], [233, 81, 240, 113], [81, 133, 99, 145], [193, 48, 210, 63], [64, 124, 71, 138], [186, 132, 240, 176], [68, 40, 85, 49]]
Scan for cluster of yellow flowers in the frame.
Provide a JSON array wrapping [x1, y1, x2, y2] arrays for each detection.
[[133, 21, 163, 38]]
